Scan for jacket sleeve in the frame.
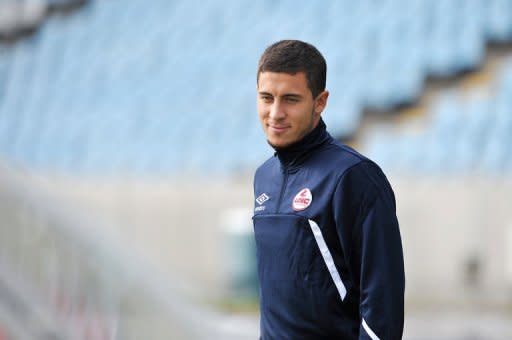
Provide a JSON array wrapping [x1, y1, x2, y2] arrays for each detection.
[[332, 161, 405, 340]]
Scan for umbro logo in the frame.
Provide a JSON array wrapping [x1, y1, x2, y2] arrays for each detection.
[[256, 193, 270, 205]]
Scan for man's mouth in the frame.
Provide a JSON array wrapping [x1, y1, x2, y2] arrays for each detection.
[[269, 125, 290, 133]]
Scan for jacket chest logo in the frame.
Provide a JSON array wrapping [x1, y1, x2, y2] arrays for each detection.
[[292, 188, 312, 211], [256, 193, 270, 205]]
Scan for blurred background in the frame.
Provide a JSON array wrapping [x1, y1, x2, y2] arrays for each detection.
[[0, 0, 512, 338]]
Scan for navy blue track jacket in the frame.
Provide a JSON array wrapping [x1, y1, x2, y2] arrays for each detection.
[[253, 119, 405, 340]]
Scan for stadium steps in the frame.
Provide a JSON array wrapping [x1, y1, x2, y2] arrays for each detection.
[[352, 42, 512, 149]]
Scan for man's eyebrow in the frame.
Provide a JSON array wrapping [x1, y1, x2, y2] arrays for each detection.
[[283, 93, 303, 99], [258, 91, 273, 96], [258, 92, 303, 99]]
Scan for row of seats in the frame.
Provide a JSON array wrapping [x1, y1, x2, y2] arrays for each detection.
[[0, 0, 511, 174], [363, 59, 512, 175]]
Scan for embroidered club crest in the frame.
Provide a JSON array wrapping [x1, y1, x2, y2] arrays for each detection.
[[292, 188, 312, 211]]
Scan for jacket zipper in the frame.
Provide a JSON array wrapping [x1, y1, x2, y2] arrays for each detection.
[[276, 169, 289, 213]]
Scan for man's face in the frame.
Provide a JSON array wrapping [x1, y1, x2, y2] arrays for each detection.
[[257, 71, 328, 148]]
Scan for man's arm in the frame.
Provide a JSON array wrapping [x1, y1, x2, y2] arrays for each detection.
[[333, 161, 405, 340], [357, 189, 404, 340]]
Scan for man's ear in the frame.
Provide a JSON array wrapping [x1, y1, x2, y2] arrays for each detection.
[[314, 90, 329, 116]]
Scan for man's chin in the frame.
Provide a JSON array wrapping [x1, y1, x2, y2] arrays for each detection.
[[267, 139, 292, 150]]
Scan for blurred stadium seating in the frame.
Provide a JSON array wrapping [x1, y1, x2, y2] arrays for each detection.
[[364, 58, 512, 176], [0, 0, 511, 175]]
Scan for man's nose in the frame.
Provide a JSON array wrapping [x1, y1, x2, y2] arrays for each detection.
[[269, 101, 285, 120]]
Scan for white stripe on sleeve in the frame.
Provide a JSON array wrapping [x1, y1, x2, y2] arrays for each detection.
[[362, 318, 381, 340]]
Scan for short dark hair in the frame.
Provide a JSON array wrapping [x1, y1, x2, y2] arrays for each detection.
[[257, 40, 327, 98]]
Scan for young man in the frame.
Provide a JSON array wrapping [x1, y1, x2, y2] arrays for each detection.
[[253, 40, 405, 339]]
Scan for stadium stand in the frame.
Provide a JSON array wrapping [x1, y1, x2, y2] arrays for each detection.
[[0, 0, 511, 175], [364, 58, 512, 175]]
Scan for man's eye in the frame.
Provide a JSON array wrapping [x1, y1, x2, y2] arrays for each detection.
[[261, 96, 273, 103], [286, 97, 299, 103]]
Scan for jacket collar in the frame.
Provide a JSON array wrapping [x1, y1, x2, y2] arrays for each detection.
[[273, 118, 331, 171]]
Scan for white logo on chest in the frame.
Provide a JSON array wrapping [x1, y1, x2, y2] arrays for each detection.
[[292, 188, 312, 211], [256, 193, 270, 205]]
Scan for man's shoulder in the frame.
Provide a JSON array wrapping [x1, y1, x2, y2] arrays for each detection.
[[320, 141, 392, 192], [328, 142, 395, 206], [315, 140, 370, 173]]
